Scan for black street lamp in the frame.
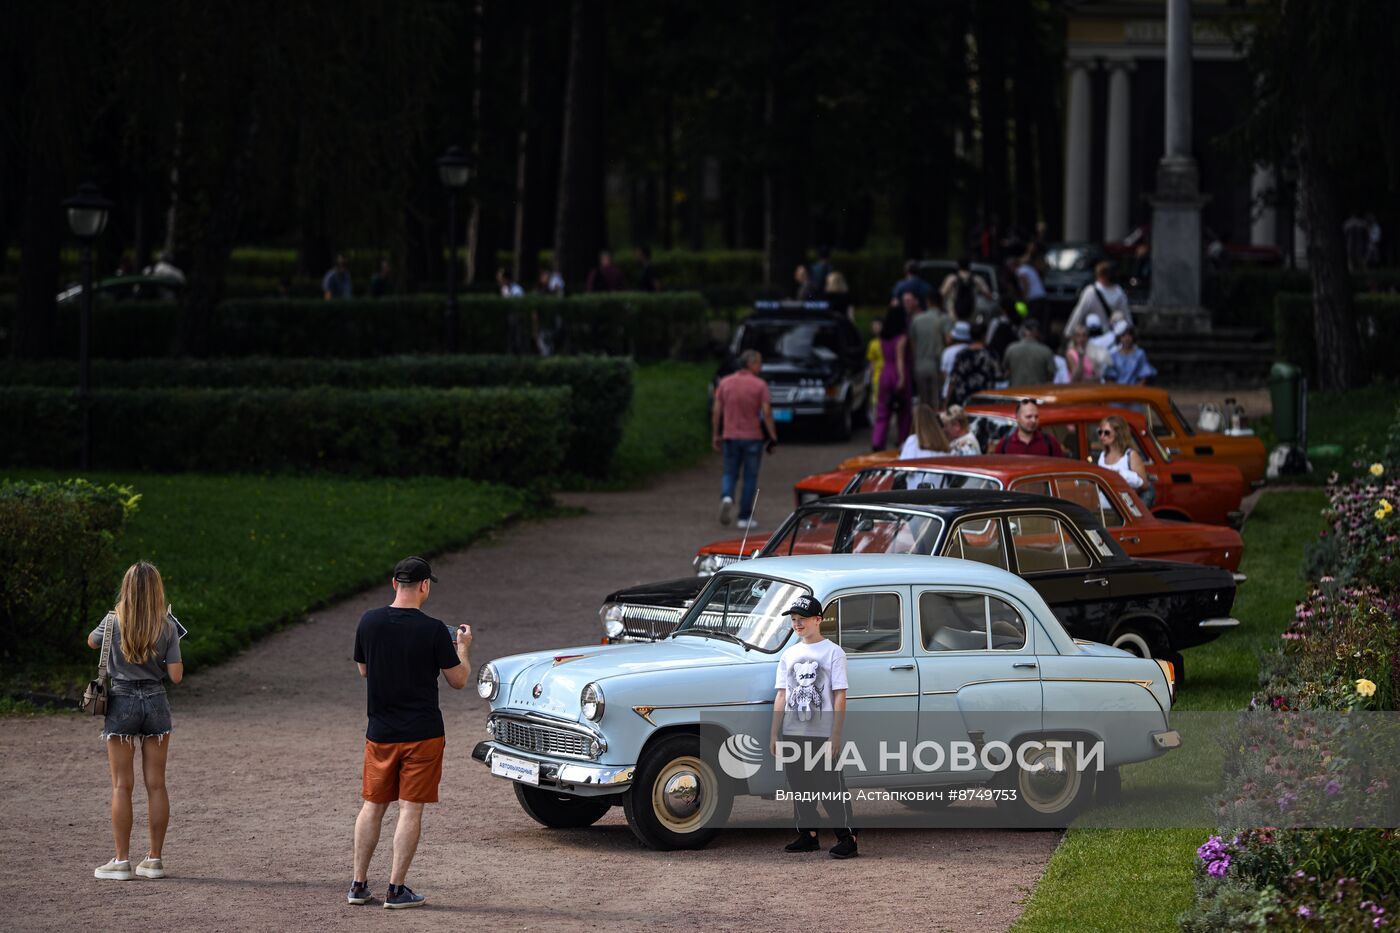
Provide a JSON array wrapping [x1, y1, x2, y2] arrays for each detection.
[[436, 146, 470, 353], [62, 182, 113, 470]]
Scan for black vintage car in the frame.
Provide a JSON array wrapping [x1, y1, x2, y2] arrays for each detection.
[[600, 490, 1239, 676], [715, 301, 869, 440]]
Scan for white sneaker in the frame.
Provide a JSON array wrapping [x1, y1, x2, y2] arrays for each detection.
[[736, 518, 758, 530], [94, 858, 133, 880], [136, 857, 165, 879], [719, 496, 735, 525]]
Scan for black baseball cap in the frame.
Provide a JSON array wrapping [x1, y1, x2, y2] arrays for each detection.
[[782, 595, 824, 618], [393, 556, 438, 584]]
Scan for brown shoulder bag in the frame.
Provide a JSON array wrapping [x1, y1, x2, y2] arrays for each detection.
[[81, 617, 114, 716]]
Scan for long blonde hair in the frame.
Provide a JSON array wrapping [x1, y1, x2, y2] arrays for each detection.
[[1098, 414, 1133, 458], [115, 561, 167, 665], [914, 404, 950, 452]]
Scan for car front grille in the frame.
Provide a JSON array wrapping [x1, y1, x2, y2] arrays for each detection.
[[493, 716, 594, 759], [616, 604, 686, 641], [768, 385, 798, 404]]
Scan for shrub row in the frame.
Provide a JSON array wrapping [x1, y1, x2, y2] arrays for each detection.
[[0, 385, 570, 483], [1273, 293, 1400, 381], [0, 356, 633, 479], [1205, 268, 1400, 334], [0, 292, 709, 362], [0, 479, 139, 665]]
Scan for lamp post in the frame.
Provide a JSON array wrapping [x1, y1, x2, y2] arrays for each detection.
[[436, 146, 470, 353], [62, 182, 113, 470]]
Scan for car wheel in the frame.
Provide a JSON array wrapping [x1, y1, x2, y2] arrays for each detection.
[[622, 734, 731, 850], [828, 406, 853, 442], [513, 783, 614, 829], [1109, 622, 1166, 659], [1006, 740, 1090, 826]]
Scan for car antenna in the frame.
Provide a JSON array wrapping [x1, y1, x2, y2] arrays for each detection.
[[738, 487, 761, 560]]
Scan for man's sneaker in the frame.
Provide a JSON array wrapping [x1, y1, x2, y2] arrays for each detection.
[[784, 832, 820, 853], [384, 885, 426, 909], [736, 517, 758, 530], [829, 835, 859, 859], [135, 857, 165, 879], [347, 881, 372, 905], [719, 496, 735, 525], [94, 858, 133, 880]]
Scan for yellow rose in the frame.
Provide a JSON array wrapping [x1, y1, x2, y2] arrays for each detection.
[[1377, 508, 1389, 521], [1371, 463, 1385, 477], [1355, 678, 1377, 697], [1382, 499, 1394, 514]]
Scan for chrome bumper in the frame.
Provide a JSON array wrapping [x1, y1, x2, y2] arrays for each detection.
[[1152, 730, 1182, 749], [472, 741, 635, 791], [1199, 617, 1241, 629], [1232, 573, 1248, 585]]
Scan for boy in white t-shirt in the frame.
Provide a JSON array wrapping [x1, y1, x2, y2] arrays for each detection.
[[769, 595, 857, 859]]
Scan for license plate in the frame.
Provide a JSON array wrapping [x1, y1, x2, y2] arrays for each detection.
[[491, 752, 540, 785], [773, 407, 793, 423]]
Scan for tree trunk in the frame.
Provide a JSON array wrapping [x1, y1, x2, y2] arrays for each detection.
[[13, 131, 63, 359], [976, 2, 1010, 228], [553, 0, 607, 290], [1296, 133, 1364, 389], [176, 101, 260, 356], [661, 96, 674, 250], [512, 16, 535, 284], [762, 2, 805, 288], [465, 0, 485, 286]]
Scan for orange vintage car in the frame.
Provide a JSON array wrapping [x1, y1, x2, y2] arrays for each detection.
[[799, 405, 1249, 528], [698, 455, 1245, 578], [966, 384, 1268, 486]]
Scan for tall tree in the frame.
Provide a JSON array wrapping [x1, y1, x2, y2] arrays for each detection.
[[1233, 0, 1400, 389], [554, 0, 607, 290]]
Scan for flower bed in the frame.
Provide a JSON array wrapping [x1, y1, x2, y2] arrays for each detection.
[[1182, 455, 1400, 929]]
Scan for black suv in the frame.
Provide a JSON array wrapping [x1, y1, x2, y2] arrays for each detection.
[[715, 301, 869, 440]]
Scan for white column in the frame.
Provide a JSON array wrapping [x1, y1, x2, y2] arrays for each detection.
[[1063, 61, 1092, 242], [1103, 61, 1134, 243], [1250, 164, 1277, 247]]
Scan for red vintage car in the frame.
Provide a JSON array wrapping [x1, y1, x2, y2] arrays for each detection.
[[698, 455, 1245, 579], [798, 405, 1248, 528]]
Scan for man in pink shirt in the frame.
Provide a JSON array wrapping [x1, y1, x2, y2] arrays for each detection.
[[711, 350, 777, 529]]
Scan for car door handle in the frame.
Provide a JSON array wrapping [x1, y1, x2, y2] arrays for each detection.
[[889, 663, 915, 671], [1013, 661, 1038, 669], [1083, 577, 1110, 587], [1120, 535, 1140, 544]]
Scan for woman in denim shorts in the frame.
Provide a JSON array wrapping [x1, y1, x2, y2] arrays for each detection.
[[87, 562, 185, 881]]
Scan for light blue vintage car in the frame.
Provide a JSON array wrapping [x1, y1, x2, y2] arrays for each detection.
[[472, 555, 1180, 850]]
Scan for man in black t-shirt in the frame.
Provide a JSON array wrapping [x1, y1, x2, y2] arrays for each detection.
[[347, 556, 472, 910]]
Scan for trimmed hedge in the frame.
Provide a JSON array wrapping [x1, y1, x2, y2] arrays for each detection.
[[1273, 292, 1400, 381], [0, 479, 138, 664], [0, 292, 709, 361], [1204, 268, 1400, 335], [0, 355, 633, 478], [0, 385, 570, 483]]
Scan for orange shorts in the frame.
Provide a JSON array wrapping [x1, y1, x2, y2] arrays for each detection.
[[362, 736, 446, 804]]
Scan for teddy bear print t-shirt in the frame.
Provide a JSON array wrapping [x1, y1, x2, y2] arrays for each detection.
[[774, 638, 849, 738]]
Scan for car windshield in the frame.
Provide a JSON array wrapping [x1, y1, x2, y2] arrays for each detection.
[[736, 320, 841, 362], [762, 507, 944, 559], [849, 468, 1000, 494], [1043, 247, 1097, 271], [673, 573, 805, 652]]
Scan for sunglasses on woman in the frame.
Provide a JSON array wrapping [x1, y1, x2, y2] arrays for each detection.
[[1097, 428, 1114, 436]]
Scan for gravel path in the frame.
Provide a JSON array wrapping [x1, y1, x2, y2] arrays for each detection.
[[1, 426, 1066, 933]]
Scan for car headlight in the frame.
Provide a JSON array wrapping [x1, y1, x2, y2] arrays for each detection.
[[694, 553, 728, 576], [581, 682, 605, 721], [795, 386, 826, 403], [600, 602, 626, 639], [476, 662, 499, 700]]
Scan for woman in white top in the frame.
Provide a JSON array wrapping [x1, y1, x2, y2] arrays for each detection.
[[939, 405, 982, 456], [1096, 415, 1153, 505], [900, 404, 951, 459]]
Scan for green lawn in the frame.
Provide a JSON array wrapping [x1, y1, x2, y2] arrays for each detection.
[[1256, 383, 1399, 483], [2, 472, 531, 697], [590, 360, 713, 489], [1012, 490, 1326, 933]]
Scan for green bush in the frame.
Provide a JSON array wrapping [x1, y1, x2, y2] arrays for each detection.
[[0, 356, 633, 478], [0, 292, 709, 361], [0, 385, 570, 483], [1204, 269, 1400, 335], [1274, 293, 1400, 381], [0, 479, 139, 665]]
